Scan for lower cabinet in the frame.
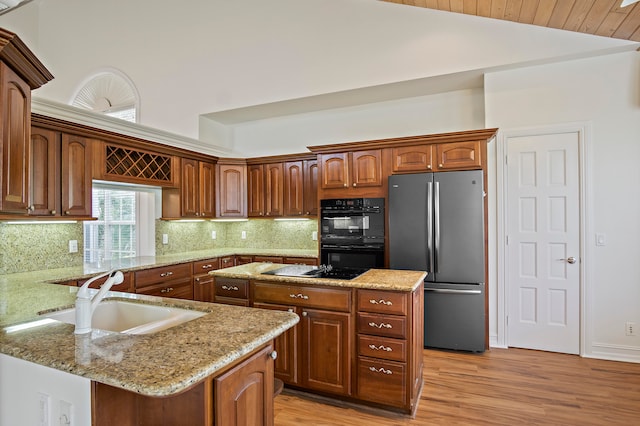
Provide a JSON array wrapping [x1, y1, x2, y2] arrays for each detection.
[[252, 281, 352, 397], [214, 277, 250, 307], [134, 263, 193, 300], [214, 342, 275, 426], [193, 258, 220, 302], [92, 342, 275, 426]]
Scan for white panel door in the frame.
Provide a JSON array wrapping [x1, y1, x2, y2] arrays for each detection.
[[506, 131, 580, 354]]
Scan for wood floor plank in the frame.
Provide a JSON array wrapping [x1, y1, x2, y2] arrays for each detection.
[[274, 348, 640, 425]]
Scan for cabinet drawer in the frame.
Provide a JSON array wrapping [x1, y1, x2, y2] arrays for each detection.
[[78, 272, 134, 293], [357, 335, 406, 362], [253, 281, 351, 312], [357, 357, 406, 407], [357, 290, 407, 316], [214, 296, 250, 307], [135, 277, 193, 300], [357, 313, 407, 339], [192, 258, 219, 274], [135, 263, 192, 289], [214, 278, 249, 299]]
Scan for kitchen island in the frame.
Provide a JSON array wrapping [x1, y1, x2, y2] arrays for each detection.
[[209, 262, 426, 415], [0, 274, 298, 425]]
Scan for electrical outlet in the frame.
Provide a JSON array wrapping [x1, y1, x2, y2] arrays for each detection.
[[38, 392, 50, 426], [312, 231, 318, 241], [211, 231, 217, 240], [68, 240, 78, 253], [626, 322, 636, 336], [241, 231, 247, 239], [162, 234, 169, 245], [60, 400, 72, 425]]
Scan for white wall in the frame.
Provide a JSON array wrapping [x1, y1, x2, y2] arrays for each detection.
[[230, 88, 485, 156], [485, 51, 640, 362]]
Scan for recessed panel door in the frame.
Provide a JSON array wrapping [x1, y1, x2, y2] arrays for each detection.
[[506, 131, 580, 354]]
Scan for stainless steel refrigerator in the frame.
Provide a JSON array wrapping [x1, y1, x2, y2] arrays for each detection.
[[389, 171, 486, 352]]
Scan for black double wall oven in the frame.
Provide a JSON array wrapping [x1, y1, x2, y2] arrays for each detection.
[[320, 198, 385, 270]]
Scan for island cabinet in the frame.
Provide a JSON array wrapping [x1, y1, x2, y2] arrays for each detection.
[[193, 257, 220, 303], [214, 277, 250, 307], [92, 341, 276, 426], [355, 286, 424, 413], [134, 263, 193, 300], [252, 281, 352, 396], [28, 127, 93, 217]]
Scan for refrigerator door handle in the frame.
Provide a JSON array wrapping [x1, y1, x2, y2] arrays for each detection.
[[434, 181, 440, 273], [425, 288, 482, 295], [426, 181, 433, 273]]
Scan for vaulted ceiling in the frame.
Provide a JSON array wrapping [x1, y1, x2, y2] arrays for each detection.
[[381, 0, 640, 42]]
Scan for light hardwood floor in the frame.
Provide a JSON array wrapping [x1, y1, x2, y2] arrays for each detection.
[[274, 348, 640, 425]]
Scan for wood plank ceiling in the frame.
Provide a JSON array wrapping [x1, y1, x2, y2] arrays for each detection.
[[381, 0, 640, 42]]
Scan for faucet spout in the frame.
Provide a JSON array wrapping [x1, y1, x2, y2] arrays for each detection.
[[74, 270, 125, 334]]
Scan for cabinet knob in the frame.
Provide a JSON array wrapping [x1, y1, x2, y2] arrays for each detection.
[[343, 183, 348, 187], [195, 277, 200, 282], [352, 183, 356, 187], [195, 212, 200, 216], [160, 287, 174, 293], [439, 164, 443, 168], [50, 210, 56, 215], [27, 205, 34, 212], [260, 212, 264, 216], [306, 211, 310, 215], [64, 210, 70, 215], [302, 311, 308, 317], [288, 308, 294, 313], [427, 165, 432, 170], [270, 351, 278, 360]]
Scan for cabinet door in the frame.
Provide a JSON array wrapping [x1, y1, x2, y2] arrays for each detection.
[[216, 163, 246, 217], [319, 153, 349, 189], [199, 161, 215, 218], [264, 162, 283, 217], [435, 140, 482, 170], [284, 160, 304, 216], [181, 158, 199, 217], [29, 127, 59, 216], [0, 62, 31, 214], [193, 274, 215, 302], [351, 149, 382, 188], [303, 159, 318, 215], [392, 145, 433, 172], [61, 133, 92, 217], [302, 308, 351, 396], [253, 303, 299, 386], [247, 164, 264, 217], [214, 343, 274, 426]]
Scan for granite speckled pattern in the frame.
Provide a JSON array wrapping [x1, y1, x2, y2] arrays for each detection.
[[209, 262, 426, 292]]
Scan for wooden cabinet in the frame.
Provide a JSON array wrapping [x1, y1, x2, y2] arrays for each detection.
[[283, 257, 317, 266], [252, 281, 352, 396], [180, 158, 215, 218], [214, 277, 250, 307], [253, 255, 283, 263], [319, 149, 382, 190], [216, 161, 247, 218], [235, 255, 254, 265], [193, 258, 220, 303], [77, 271, 135, 293], [392, 145, 433, 173], [0, 61, 31, 215], [135, 263, 193, 300], [213, 342, 275, 426], [248, 162, 284, 217], [302, 159, 318, 216], [60, 133, 92, 217], [355, 287, 423, 413], [283, 160, 303, 216], [92, 342, 276, 426], [28, 128, 93, 217], [435, 140, 482, 170]]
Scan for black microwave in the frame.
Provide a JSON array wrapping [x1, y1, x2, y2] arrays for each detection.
[[320, 198, 385, 244]]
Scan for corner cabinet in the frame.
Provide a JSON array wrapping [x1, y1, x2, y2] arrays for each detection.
[[0, 29, 53, 216]]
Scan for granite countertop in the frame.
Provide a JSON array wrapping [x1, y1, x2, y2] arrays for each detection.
[[0, 248, 311, 397], [209, 262, 426, 292]]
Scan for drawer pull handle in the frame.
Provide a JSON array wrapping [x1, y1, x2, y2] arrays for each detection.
[[201, 264, 214, 269], [160, 287, 174, 293], [369, 299, 393, 306], [368, 344, 392, 352], [160, 271, 174, 277], [369, 367, 393, 375], [222, 285, 239, 291], [368, 322, 392, 329], [290, 293, 309, 300]]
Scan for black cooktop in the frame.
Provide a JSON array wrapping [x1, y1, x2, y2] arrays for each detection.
[[261, 265, 369, 280], [310, 267, 369, 280]]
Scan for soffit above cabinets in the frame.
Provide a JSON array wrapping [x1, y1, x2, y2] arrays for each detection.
[[381, 0, 640, 42]]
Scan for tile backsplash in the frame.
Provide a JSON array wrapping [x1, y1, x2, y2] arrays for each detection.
[[0, 219, 318, 274]]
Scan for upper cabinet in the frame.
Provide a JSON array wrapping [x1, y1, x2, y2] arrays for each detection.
[[248, 162, 284, 217], [216, 160, 247, 218], [319, 149, 383, 190], [302, 159, 318, 216], [0, 29, 53, 216], [391, 140, 483, 173], [176, 158, 215, 218]]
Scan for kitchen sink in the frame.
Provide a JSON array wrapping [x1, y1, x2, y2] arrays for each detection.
[[42, 300, 206, 335]]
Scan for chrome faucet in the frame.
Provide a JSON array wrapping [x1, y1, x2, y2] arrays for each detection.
[[74, 270, 124, 334]]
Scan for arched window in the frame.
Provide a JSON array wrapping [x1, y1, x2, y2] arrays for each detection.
[[71, 70, 139, 123]]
